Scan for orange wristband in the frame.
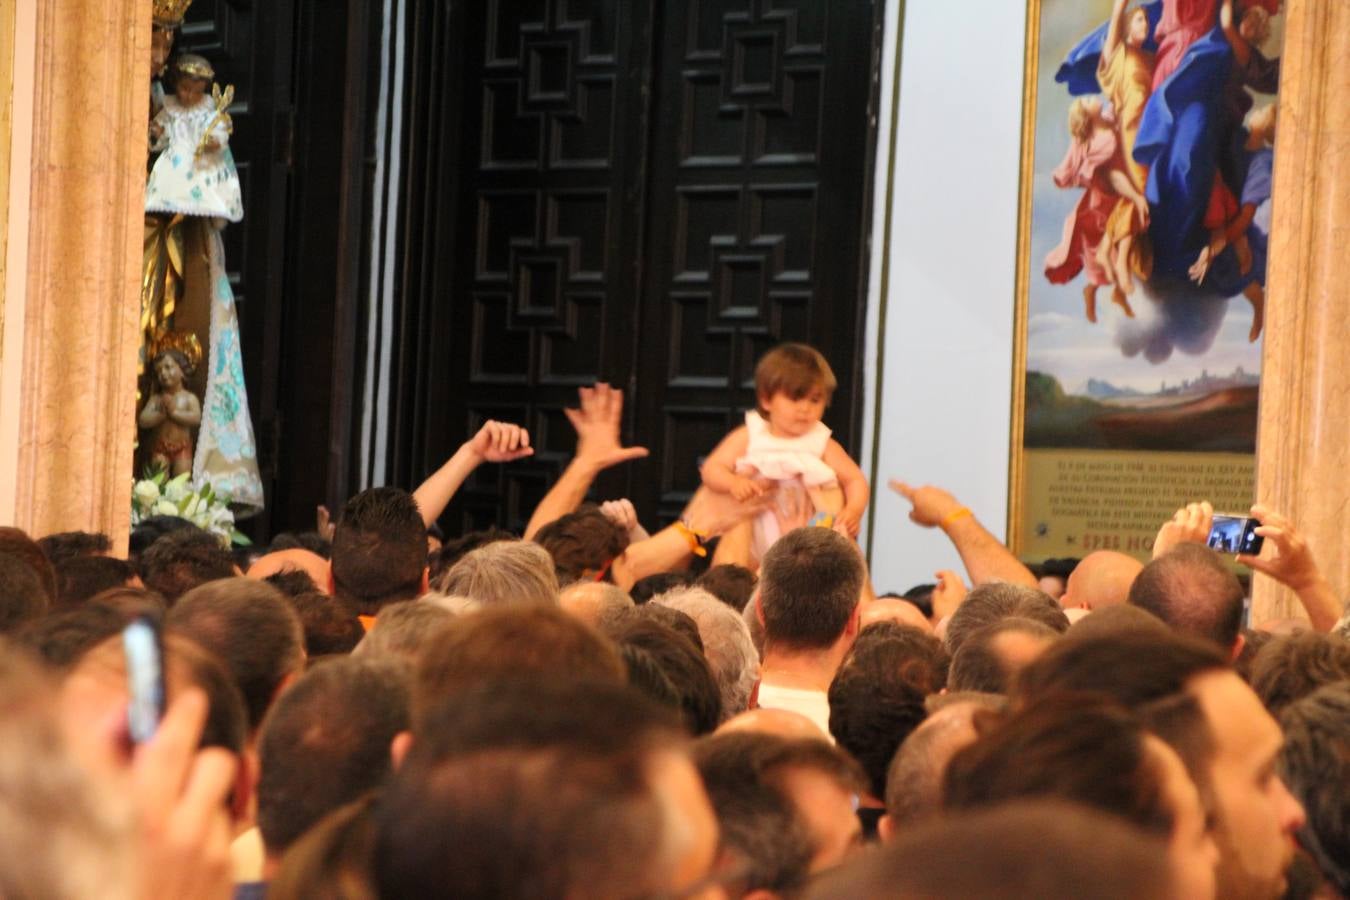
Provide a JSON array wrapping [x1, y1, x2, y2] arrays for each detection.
[[940, 507, 973, 528], [675, 520, 709, 557]]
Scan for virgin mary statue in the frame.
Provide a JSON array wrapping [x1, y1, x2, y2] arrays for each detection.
[[141, 0, 262, 514]]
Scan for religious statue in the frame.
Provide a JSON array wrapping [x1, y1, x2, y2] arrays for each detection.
[[141, 0, 263, 513], [138, 332, 204, 477]]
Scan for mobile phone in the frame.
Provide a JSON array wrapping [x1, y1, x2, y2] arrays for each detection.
[[1206, 514, 1264, 557], [123, 616, 165, 744]]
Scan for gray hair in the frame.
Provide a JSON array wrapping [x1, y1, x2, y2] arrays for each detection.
[[1279, 682, 1350, 894], [559, 581, 634, 631], [654, 585, 759, 720], [433, 540, 559, 608], [353, 599, 455, 665]]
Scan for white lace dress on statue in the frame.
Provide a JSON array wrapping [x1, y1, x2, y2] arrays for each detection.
[[734, 411, 839, 559], [146, 95, 243, 223]]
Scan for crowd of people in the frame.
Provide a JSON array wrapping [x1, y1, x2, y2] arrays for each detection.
[[2, 373, 1349, 900]]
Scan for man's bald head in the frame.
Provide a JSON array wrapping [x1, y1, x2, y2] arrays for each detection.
[[717, 708, 830, 742], [1062, 551, 1142, 611], [1129, 545, 1244, 651], [248, 549, 331, 593]]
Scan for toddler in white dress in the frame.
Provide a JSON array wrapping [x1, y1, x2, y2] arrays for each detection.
[[702, 344, 869, 563]]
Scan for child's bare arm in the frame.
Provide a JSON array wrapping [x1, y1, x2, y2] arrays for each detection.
[[823, 439, 868, 536], [701, 426, 765, 500]]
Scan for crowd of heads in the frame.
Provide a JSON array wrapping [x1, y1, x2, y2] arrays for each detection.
[[1, 473, 1348, 900]]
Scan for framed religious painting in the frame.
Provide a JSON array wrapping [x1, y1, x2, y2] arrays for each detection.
[[1008, 0, 1283, 562]]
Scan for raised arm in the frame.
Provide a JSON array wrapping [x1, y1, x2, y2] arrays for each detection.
[[888, 480, 1038, 588], [611, 485, 771, 589], [1219, 0, 1253, 67], [1237, 505, 1343, 632], [522, 383, 648, 540], [1099, 0, 1131, 73], [413, 420, 532, 527]]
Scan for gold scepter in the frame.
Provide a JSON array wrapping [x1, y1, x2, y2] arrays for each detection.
[[194, 82, 235, 159]]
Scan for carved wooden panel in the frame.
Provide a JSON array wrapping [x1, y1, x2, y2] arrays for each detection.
[[404, 0, 874, 533], [632, 0, 874, 522]]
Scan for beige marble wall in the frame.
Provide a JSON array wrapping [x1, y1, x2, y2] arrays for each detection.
[[12, 0, 149, 546], [1251, 0, 1350, 624]]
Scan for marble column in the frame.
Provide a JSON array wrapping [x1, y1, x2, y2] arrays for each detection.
[[1251, 0, 1350, 625], [13, 0, 150, 545]]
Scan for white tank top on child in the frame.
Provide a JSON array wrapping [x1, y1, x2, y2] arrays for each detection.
[[734, 410, 837, 487]]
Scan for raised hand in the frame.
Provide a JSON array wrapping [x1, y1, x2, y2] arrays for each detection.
[[888, 480, 963, 528], [565, 382, 649, 470], [467, 419, 533, 463], [1152, 501, 1214, 558]]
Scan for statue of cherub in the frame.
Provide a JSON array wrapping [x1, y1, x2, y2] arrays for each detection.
[[138, 333, 204, 476]]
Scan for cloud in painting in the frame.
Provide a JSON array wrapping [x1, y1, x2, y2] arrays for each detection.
[[1028, 311, 1076, 336], [1113, 278, 1231, 364]]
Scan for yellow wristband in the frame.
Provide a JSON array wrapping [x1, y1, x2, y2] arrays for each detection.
[[940, 507, 973, 528], [675, 520, 709, 557]]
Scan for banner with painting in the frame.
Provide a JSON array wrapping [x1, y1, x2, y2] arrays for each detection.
[[1009, 0, 1281, 561]]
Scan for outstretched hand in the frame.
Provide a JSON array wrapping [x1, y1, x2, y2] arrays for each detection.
[[888, 480, 964, 528], [466, 420, 533, 463], [566, 383, 649, 470]]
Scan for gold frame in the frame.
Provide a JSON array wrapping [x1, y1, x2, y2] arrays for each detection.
[[1005, 0, 1044, 556]]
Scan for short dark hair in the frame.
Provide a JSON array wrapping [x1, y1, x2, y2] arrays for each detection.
[[1251, 632, 1350, 715], [267, 530, 332, 559], [37, 531, 111, 567], [256, 658, 411, 856], [376, 680, 684, 900], [285, 591, 364, 658], [53, 556, 136, 610], [0, 527, 57, 607], [330, 488, 428, 615], [629, 571, 694, 605], [0, 554, 49, 634], [614, 616, 722, 735], [693, 732, 863, 896], [164, 632, 250, 755], [944, 582, 1067, 655], [1014, 630, 1228, 709], [948, 617, 1059, 694], [263, 568, 320, 598], [13, 600, 148, 669], [1279, 683, 1350, 895], [167, 578, 305, 730], [413, 606, 626, 728], [1129, 544, 1245, 649], [139, 528, 236, 603], [758, 528, 863, 651], [754, 343, 837, 413], [943, 696, 1175, 837], [533, 505, 630, 585], [804, 801, 1177, 900], [829, 624, 944, 798], [696, 564, 757, 612], [1067, 603, 1171, 641]]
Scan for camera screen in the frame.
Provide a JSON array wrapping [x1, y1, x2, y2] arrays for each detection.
[[1207, 515, 1262, 556]]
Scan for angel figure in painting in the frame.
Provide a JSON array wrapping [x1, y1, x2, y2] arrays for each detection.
[[1094, 0, 1156, 309], [139, 333, 204, 478], [1044, 96, 1151, 324], [141, 52, 262, 513]]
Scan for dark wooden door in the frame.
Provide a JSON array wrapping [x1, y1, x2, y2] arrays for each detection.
[[401, 0, 878, 533], [631, 0, 876, 523]]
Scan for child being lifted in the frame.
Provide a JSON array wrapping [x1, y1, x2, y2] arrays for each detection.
[[701, 343, 868, 564]]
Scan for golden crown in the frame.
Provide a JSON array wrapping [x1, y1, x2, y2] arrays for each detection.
[[152, 0, 194, 26], [174, 54, 215, 81], [151, 330, 204, 375]]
